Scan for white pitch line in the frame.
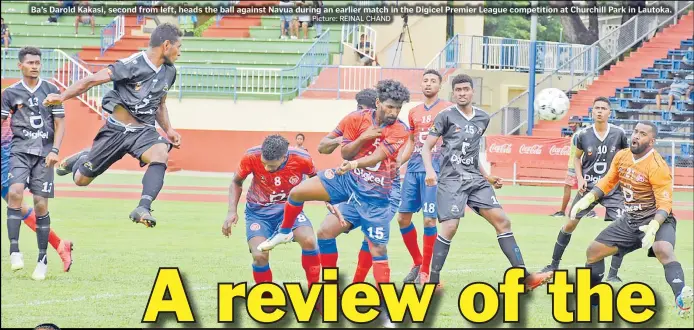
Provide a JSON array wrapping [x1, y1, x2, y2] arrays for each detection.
[[2, 265, 692, 308]]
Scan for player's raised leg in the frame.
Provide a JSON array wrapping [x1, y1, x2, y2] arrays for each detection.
[[258, 174, 333, 251]]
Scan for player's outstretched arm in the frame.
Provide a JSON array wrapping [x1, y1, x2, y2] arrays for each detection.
[[155, 94, 181, 148], [222, 174, 245, 237], [43, 68, 111, 106]]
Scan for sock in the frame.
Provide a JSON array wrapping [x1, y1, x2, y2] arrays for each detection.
[[400, 222, 422, 266], [36, 213, 50, 263], [318, 238, 338, 268], [429, 235, 451, 284], [252, 264, 273, 284], [301, 249, 321, 287], [586, 260, 605, 306], [7, 207, 22, 254], [664, 261, 686, 298], [279, 198, 304, 234], [421, 226, 437, 275], [372, 256, 391, 286], [22, 209, 61, 250], [551, 229, 572, 268], [138, 162, 167, 210], [497, 232, 528, 277], [353, 240, 372, 283], [608, 255, 623, 278]]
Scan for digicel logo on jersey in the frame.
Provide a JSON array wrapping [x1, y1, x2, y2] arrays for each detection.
[[141, 267, 658, 325]]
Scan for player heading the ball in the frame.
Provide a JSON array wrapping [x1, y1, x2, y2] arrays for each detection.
[[43, 23, 183, 228]]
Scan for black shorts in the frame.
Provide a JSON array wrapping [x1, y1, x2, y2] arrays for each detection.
[[436, 176, 502, 222], [8, 151, 55, 198], [572, 188, 626, 221], [78, 120, 171, 178], [595, 215, 677, 258]]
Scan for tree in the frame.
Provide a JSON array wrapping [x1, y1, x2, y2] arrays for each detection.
[[483, 1, 563, 42], [549, 0, 600, 45]]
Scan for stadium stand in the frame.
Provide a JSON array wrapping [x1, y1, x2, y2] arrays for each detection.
[[493, 9, 694, 187], [2, 0, 346, 101]]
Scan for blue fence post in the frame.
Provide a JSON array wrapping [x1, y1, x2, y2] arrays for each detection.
[[527, 40, 537, 136]]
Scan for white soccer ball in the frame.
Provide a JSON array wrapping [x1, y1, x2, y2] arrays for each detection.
[[534, 87, 570, 121]]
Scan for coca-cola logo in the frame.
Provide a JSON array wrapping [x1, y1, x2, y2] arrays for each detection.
[[519, 144, 543, 155], [489, 143, 512, 154], [549, 145, 570, 156]]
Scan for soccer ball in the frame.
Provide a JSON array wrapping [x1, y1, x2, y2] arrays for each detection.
[[534, 88, 570, 121]]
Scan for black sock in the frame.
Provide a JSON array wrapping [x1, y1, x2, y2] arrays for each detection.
[[608, 255, 623, 278], [429, 235, 451, 284], [551, 229, 572, 268], [585, 260, 605, 306], [664, 261, 686, 298], [497, 232, 528, 277], [138, 162, 167, 210], [6, 207, 22, 254], [36, 213, 50, 264]]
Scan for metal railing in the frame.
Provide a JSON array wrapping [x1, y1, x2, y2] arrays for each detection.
[[341, 23, 377, 61], [175, 29, 331, 103], [490, 0, 693, 136], [433, 35, 595, 74], [100, 15, 126, 56], [0, 48, 106, 117]]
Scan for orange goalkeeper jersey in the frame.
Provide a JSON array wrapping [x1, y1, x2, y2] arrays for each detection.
[[595, 148, 674, 226]]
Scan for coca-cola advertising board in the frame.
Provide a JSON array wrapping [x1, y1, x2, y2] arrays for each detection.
[[486, 135, 571, 164]]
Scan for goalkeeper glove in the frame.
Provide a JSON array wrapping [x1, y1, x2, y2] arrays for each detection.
[[569, 192, 596, 220], [639, 220, 660, 251]]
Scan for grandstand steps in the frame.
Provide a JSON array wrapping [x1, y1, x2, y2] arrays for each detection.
[[531, 10, 694, 138]]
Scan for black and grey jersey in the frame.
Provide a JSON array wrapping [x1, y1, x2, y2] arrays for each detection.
[[1, 79, 64, 156], [102, 51, 177, 126]]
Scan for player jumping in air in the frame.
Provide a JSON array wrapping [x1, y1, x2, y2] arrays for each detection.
[[43, 23, 183, 227], [221, 135, 321, 288], [396, 69, 453, 285], [315, 88, 400, 286], [542, 97, 630, 282], [258, 80, 410, 291], [1, 47, 72, 280], [574, 121, 693, 318], [421, 74, 553, 291]]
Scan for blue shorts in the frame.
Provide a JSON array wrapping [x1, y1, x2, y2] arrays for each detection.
[[1, 145, 10, 199], [323, 169, 401, 246], [244, 203, 312, 241], [398, 171, 438, 218]]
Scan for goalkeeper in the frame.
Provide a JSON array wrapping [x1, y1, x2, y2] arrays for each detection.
[[571, 121, 692, 318]]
